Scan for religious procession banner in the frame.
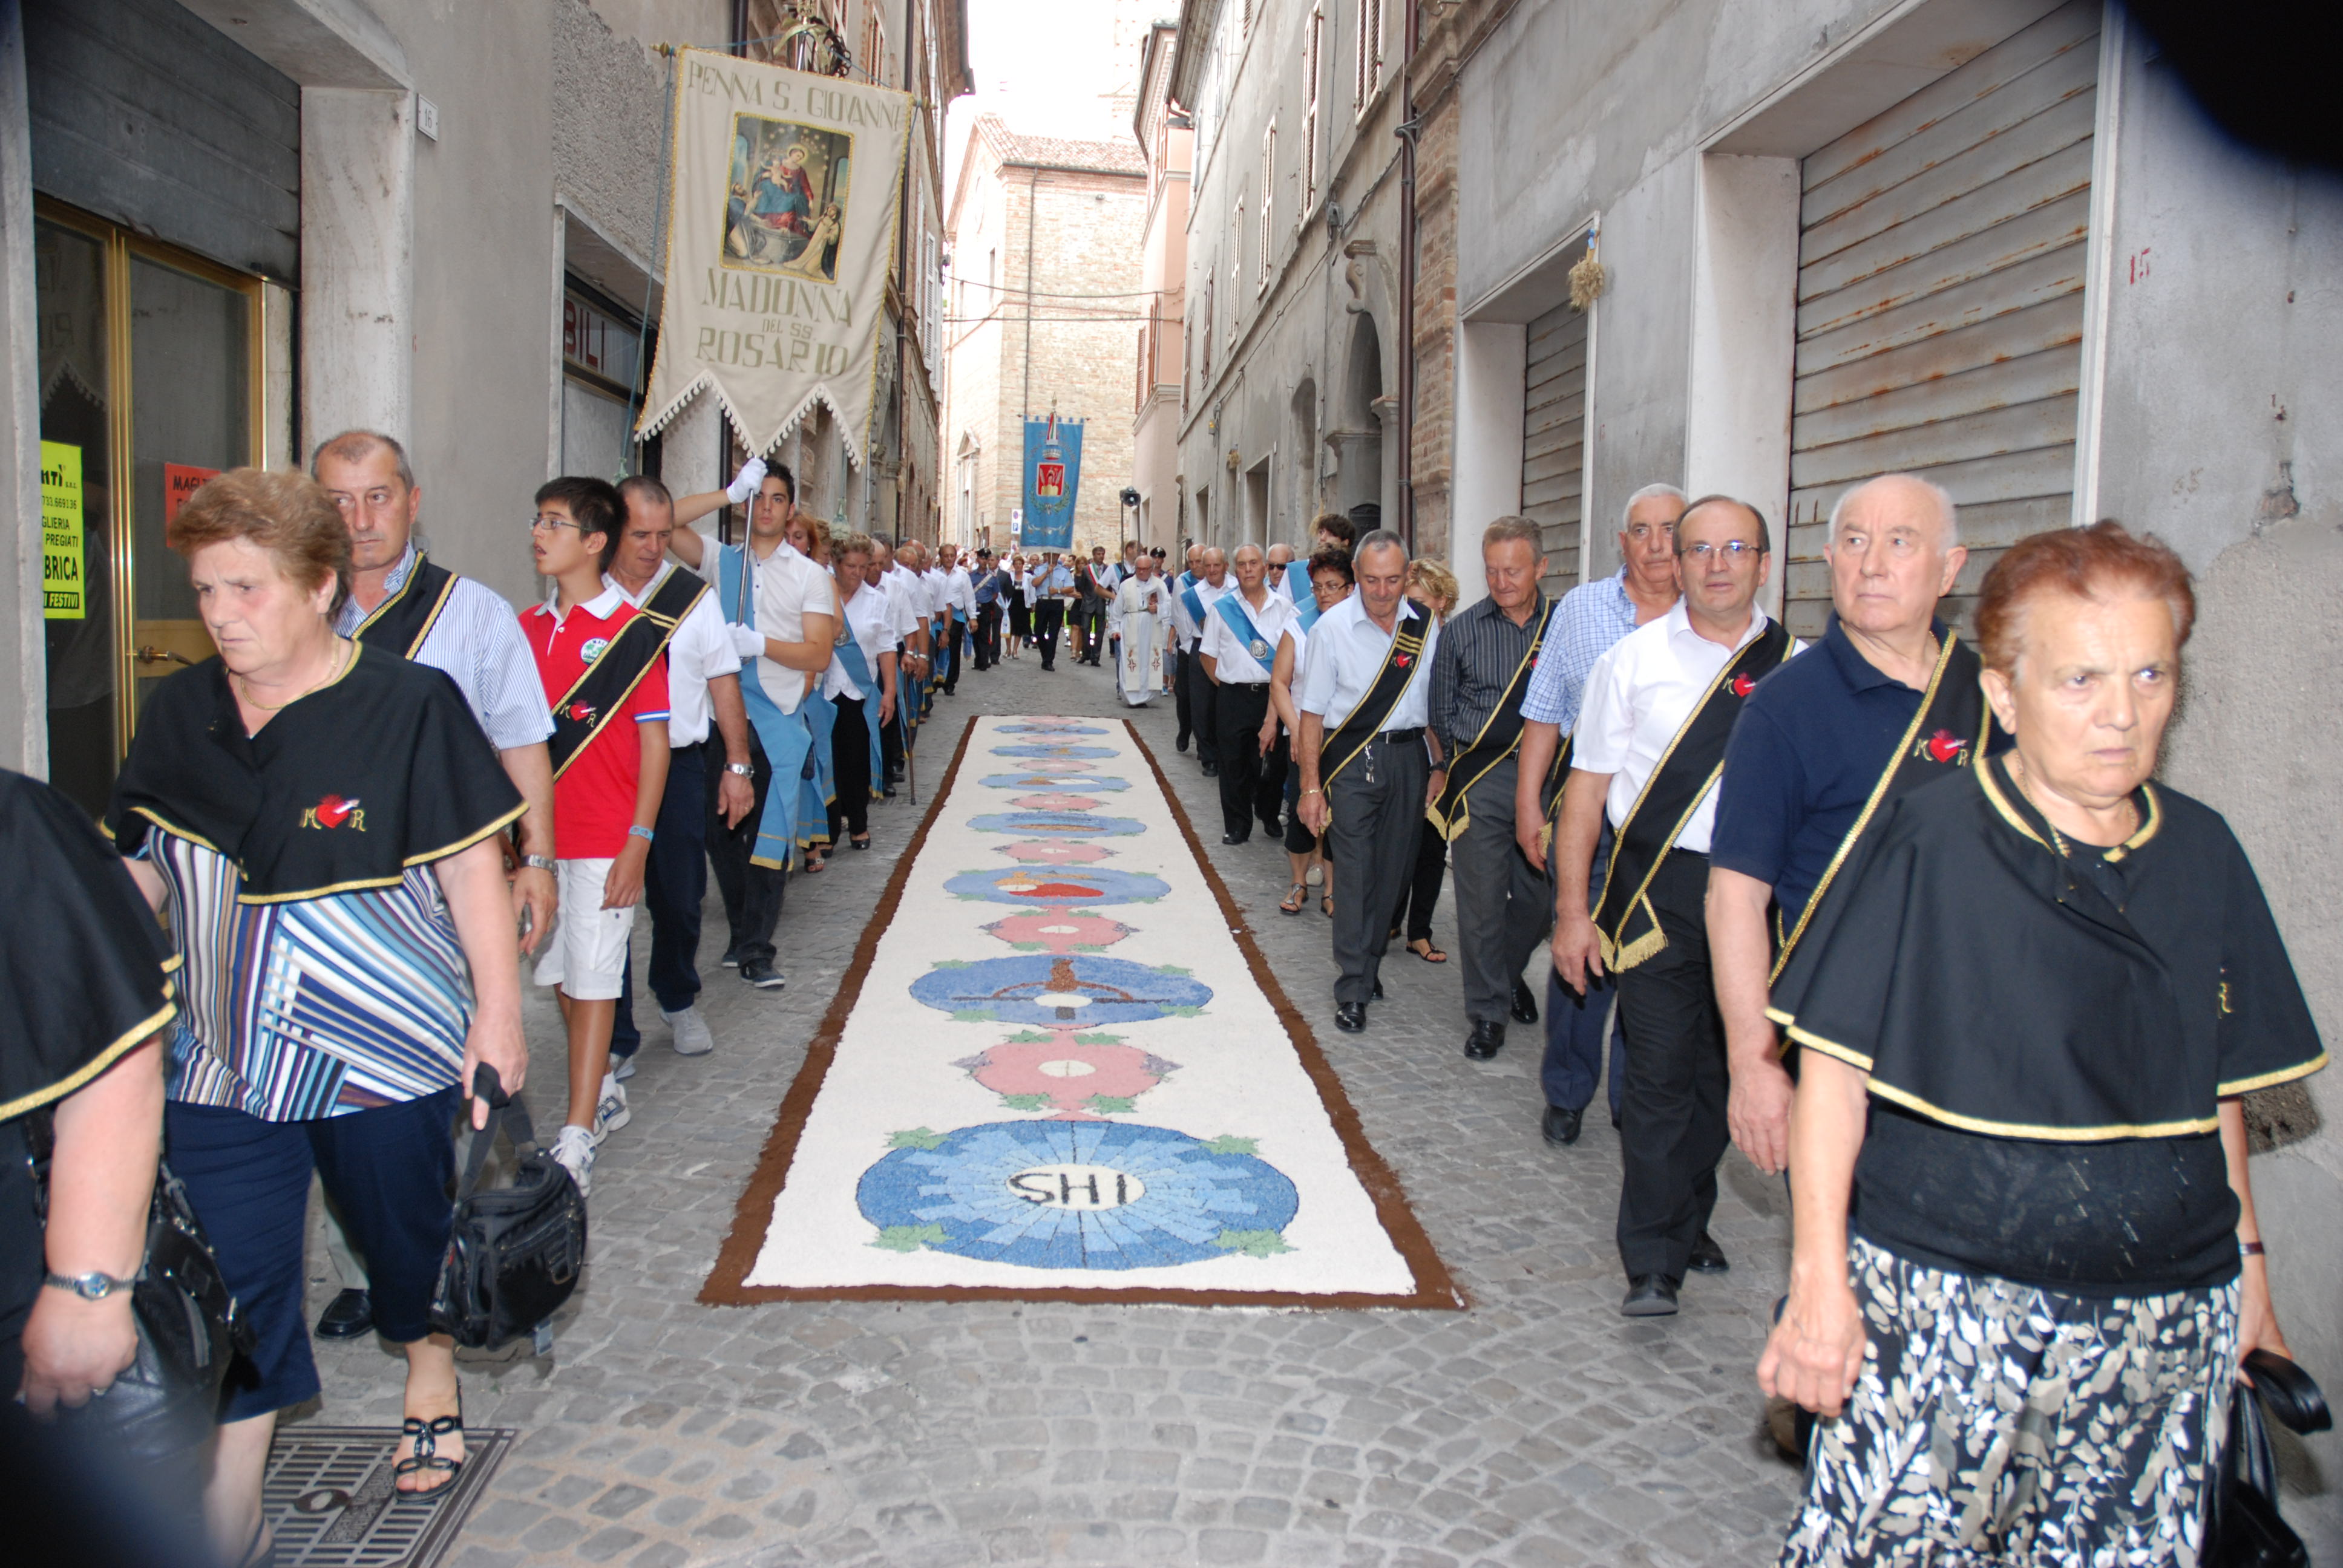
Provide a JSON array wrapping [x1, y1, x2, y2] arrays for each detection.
[[1019, 413, 1082, 550], [637, 48, 912, 465], [703, 714, 1460, 1307]]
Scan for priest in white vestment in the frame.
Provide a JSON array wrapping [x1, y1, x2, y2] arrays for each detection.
[[1109, 554, 1169, 706]]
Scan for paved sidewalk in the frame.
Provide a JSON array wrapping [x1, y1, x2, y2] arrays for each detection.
[[300, 647, 1805, 1567]]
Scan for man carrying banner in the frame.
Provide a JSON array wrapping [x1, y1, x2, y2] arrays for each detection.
[[666, 465, 836, 991], [1707, 474, 1982, 1177], [1201, 544, 1299, 844], [1548, 495, 1795, 1318], [1031, 549, 1075, 670], [1427, 518, 1556, 1063], [1108, 549, 1168, 707], [972, 549, 1005, 671], [1178, 548, 1234, 777], [1296, 531, 1444, 1034]]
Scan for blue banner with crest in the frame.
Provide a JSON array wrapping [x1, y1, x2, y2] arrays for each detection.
[[1020, 413, 1082, 550]]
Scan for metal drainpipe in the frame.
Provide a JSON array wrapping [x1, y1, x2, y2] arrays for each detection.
[[1394, 0, 1422, 555]]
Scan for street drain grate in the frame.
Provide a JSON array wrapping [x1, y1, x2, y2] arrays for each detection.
[[262, 1425, 515, 1567]]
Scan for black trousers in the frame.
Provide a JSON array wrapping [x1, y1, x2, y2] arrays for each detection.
[[611, 739, 711, 1053], [1076, 600, 1106, 661], [1184, 642, 1220, 767], [880, 654, 905, 782], [1211, 681, 1283, 838], [706, 729, 788, 965], [1388, 818, 1448, 944], [1613, 850, 1729, 1281], [1034, 600, 1065, 667], [1324, 738, 1429, 1007], [827, 694, 873, 841], [975, 603, 1001, 668], [937, 616, 964, 693], [1175, 645, 1196, 745]]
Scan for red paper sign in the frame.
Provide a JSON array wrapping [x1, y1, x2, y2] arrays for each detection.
[[163, 463, 221, 523]]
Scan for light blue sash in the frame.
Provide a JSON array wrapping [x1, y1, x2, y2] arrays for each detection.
[[797, 692, 836, 848], [716, 542, 813, 870], [1283, 559, 1311, 601], [1179, 581, 1207, 634], [1212, 591, 1274, 666]]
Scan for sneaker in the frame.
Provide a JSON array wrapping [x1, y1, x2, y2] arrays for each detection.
[[664, 1005, 716, 1056], [740, 959, 787, 990], [593, 1073, 630, 1140], [612, 1053, 638, 1082], [719, 946, 743, 969], [551, 1124, 597, 1198]]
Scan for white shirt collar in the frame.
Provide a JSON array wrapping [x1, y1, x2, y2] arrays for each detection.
[[1662, 596, 1769, 653], [537, 577, 629, 621]]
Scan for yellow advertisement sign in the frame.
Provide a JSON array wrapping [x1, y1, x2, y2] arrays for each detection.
[[40, 440, 85, 621]]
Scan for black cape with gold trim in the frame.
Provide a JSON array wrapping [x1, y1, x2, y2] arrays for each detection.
[[108, 643, 524, 904], [1768, 755, 2325, 1143]]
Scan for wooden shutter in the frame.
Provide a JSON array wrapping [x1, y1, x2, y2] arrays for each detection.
[[1522, 300, 1589, 598], [1786, 0, 2100, 635]]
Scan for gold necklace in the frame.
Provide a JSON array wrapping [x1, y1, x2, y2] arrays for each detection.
[[2006, 751, 2135, 852], [235, 636, 352, 713]]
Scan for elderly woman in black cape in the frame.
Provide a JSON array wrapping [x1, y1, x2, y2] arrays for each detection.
[[1758, 521, 2324, 1566], [105, 469, 528, 1564]]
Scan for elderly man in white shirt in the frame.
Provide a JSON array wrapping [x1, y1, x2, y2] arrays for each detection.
[[1199, 544, 1299, 844], [1294, 532, 1444, 1034], [1547, 495, 1797, 1319], [1174, 548, 1234, 776]]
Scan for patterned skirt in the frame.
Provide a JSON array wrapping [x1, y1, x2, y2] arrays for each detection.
[[1780, 1237, 2239, 1567]]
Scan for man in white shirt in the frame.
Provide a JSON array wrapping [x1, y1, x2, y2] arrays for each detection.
[[664, 465, 836, 990], [1199, 544, 1299, 844], [1168, 543, 1207, 751], [943, 549, 977, 693], [1295, 532, 1445, 1033], [1547, 495, 1795, 1318], [1107, 550, 1167, 707], [1266, 541, 1298, 603], [606, 477, 757, 1066], [1031, 550, 1075, 670], [1176, 549, 1233, 777]]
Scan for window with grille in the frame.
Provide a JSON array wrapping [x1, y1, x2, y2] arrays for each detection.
[[1259, 125, 1275, 288], [1354, 0, 1381, 111]]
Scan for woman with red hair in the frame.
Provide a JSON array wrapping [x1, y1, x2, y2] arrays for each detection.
[[1759, 521, 2324, 1565]]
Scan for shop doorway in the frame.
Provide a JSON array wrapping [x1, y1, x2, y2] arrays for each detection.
[[36, 198, 267, 817]]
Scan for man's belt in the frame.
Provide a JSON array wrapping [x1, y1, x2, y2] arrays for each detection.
[[1320, 605, 1432, 787], [1371, 727, 1424, 744]]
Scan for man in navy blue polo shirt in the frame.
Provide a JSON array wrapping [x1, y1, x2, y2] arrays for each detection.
[[1707, 472, 1981, 1176]]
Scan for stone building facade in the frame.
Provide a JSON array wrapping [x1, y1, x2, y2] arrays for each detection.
[[1406, 4, 2343, 1547], [1165, 0, 1407, 556], [941, 114, 1145, 557], [1128, 21, 1190, 553]]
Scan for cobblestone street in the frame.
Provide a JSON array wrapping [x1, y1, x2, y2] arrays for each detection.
[[305, 647, 1805, 1568]]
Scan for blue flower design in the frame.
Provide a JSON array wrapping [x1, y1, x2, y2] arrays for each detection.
[[968, 811, 1146, 837], [910, 955, 1209, 1024], [980, 773, 1131, 791], [943, 867, 1168, 906], [990, 744, 1119, 760]]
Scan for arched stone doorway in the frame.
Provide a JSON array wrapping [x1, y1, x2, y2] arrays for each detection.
[[1329, 317, 1384, 518]]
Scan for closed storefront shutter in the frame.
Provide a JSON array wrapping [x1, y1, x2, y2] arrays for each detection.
[[1521, 300, 1589, 599], [1786, 0, 2099, 635]]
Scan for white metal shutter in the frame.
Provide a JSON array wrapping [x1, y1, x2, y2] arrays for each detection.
[[1786, 0, 2100, 635], [1522, 301, 1589, 598]]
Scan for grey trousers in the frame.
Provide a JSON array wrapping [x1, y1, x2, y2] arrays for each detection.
[[1449, 756, 1553, 1024], [1325, 737, 1430, 1007]]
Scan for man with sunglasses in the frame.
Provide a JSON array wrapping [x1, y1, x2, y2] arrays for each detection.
[[1547, 495, 1800, 1319]]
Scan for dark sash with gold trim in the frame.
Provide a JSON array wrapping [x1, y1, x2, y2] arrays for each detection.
[[1768, 632, 1991, 983], [1426, 596, 1555, 841], [548, 596, 687, 780], [352, 554, 459, 658], [1593, 620, 1791, 970], [1320, 603, 1432, 786]]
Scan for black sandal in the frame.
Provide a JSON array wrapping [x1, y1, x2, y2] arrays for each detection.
[[1279, 883, 1307, 916], [395, 1406, 466, 1497], [235, 1518, 276, 1568], [850, 834, 873, 851]]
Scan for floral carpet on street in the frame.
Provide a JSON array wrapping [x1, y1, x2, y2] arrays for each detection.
[[704, 714, 1460, 1307]]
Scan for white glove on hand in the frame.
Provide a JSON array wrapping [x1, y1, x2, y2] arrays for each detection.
[[726, 457, 768, 506], [729, 622, 767, 659]]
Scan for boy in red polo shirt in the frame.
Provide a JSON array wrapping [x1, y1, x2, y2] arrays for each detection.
[[523, 476, 670, 1195]]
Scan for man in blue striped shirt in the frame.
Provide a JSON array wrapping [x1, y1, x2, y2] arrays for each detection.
[[1510, 483, 1683, 1147]]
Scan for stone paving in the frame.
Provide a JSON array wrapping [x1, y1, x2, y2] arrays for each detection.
[[300, 642, 1808, 1567]]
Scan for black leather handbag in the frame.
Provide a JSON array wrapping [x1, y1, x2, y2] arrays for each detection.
[[23, 1113, 251, 1466], [2206, 1350, 2332, 1568], [428, 1067, 586, 1351]]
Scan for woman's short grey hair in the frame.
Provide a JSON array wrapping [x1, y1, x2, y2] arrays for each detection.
[[1827, 473, 1960, 549], [1354, 528, 1409, 565], [1620, 483, 1687, 530]]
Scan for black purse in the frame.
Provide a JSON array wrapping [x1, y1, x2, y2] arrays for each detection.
[[428, 1067, 586, 1351], [22, 1112, 251, 1466], [2206, 1350, 2332, 1568]]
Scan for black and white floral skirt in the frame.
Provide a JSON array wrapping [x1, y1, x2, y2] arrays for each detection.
[[1780, 1237, 2239, 1567]]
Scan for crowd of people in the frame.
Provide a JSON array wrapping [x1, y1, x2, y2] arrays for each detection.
[[0, 437, 2327, 1566]]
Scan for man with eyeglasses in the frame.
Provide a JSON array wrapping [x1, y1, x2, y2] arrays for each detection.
[[1547, 495, 1800, 1319], [1512, 484, 1685, 1151], [310, 429, 557, 1344]]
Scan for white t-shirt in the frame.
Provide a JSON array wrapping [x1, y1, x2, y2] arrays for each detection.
[[612, 563, 741, 747], [825, 577, 896, 701]]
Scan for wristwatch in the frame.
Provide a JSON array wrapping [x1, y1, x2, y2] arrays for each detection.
[[521, 854, 557, 872], [45, 1270, 139, 1300], [725, 762, 754, 777]]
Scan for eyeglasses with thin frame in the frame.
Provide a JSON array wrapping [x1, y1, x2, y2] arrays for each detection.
[[1679, 540, 1765, 563], [530, 514, 583, 534]]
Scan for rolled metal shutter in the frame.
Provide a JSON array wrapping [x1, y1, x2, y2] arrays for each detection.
[[1786, 0, 2100, 635], [1521, 301, 1589, 598]]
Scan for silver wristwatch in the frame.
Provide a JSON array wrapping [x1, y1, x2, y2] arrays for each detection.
[[521, 854, 557, 872], [45, 1270, 139, 1300], [726, 762, 754, 777]]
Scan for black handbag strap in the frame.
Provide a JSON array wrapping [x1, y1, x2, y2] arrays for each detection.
[[455, 1067, 542, 1203]]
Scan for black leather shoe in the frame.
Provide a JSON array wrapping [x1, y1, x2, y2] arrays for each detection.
[[1259, 818, 1282, 840], [1201, 762, 1219, 777], [1371, 978, 1384, 1001], [1176, 734, 1190, 752], [1334, 1002, 1368, 1034], [1620, 1275, 1681, 1317], [1541, 1105, 1583, 1146], [1463, 1019, 1506, 1060], [1510, 980, 1539, 1025], [1686, 1230, 1730, 1275], [1221, 832, 1248, 845], [316, 1287, 374, 1339]]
